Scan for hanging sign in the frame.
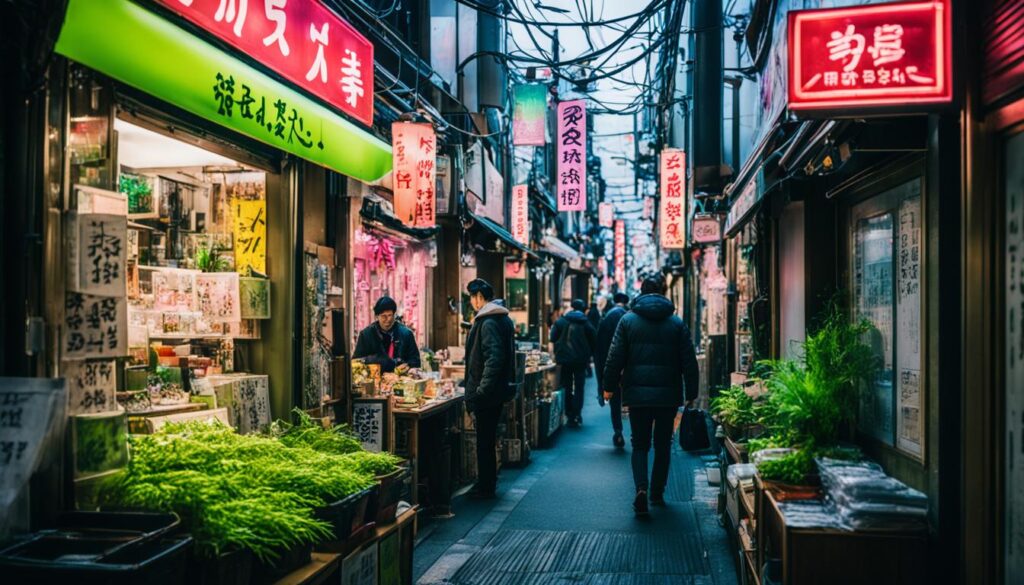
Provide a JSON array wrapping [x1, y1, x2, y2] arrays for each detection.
[[65, 360, 117, 416], [614, 220, 626, 292], [233, 200, 267, 275], [788, 0, 952, 112], [511, 184, 529, 245], [392, 122, 436, 228], [692, 215, 722, 244], [556, 100, 587, 211], [67, 213, 127, 297], [659, 148, 686, 249], [63, 293, 127, 360], [56, 0, 391, 183], [598, 202, 614, 228], [513, 84, 548, 146], [154, 0, 374, 126]]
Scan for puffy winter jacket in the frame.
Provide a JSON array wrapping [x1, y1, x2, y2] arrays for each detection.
[[594, 304, 628, 385], [465, 301, 517, 412], [550, 310, 597, 367], [602, 294, 699, 408], [353, 323, 421, 373]]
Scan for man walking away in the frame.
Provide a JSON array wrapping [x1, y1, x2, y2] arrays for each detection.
[[464, 279, 516, 499], [603, 274, 699, 516], [551, 299, 597, 427], [587, 301, 601, 330], [595, 292, 631, 448]]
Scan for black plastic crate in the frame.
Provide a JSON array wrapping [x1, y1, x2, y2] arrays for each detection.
[[0, 536, 192, 585]]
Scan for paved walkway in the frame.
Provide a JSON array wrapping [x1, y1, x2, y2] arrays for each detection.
[[415, 377, 738, 585]]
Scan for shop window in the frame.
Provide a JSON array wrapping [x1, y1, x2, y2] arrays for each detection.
[[352, 228, 431, 349], [1003, 129, 1024, 583], [850, 178, 924, 459]]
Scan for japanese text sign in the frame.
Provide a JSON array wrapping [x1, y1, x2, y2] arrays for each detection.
[[788, 0, 951, 111], [156, 0, 373, 125], [63, 293, 127, 360], [232, 199, 267, 275], [67, 213, 127, 297], [512, 184, 529, 245], [557, 100, 587, 211], [599, 202, 614, 228], [65, 360, 117, 416], [392, 122, 436, 228], [513, 84, 547, 146], [692, 215, 722, 244], [614, 220, 626, 292], [659, 148, 686, 249], [352, 400, 384, 453]]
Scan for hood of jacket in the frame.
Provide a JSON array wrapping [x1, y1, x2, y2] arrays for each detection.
[[562, 310, 589, 323], [631, 294, 675, 321], [475, 300, 509, 319]]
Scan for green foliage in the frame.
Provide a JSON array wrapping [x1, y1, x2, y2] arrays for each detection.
[[710, 385, 757, 428], [195, 244, 229, 272], [756, 449, 816, 485], [119, 173, 152, 213], [747, 432, 798, 454], [269, 408, 363, 456], [803, 299, 877, 418]]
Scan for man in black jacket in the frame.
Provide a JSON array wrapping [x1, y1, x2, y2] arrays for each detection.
[[353, 296, 421, 373], [595, 292, 630, 448], [603, 274, 699, 516], [464, 278, 516, 499], [550, 299, 597, 427]]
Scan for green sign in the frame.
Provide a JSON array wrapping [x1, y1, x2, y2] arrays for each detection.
[[55, 0, 392, 183]]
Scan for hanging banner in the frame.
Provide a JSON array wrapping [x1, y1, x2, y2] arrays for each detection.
[[556, 100, 586, 212], [67, 212, 127, 297], [63, 293, 127, 360], [513, 84, 548, 146], [598, 202, 614, 228], [392, 122, 436, 228], [154, 0, 374, 126], [614, 220, 626, 292], [511, 184, 529, 245], [788, 0, 952, 112], [232, 199, 266, 275], [659, 148, 686, 249], [692, 215, 722, 244]]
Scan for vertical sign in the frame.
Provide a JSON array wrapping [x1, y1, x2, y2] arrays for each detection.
[[155, 0, 375, 125], [556, 100, 586, 212], [392, 122, 436, 228], [233, 200, 267, 275], [67, 213, 127, 297], [896, 196, 923, 458], [513, 84, 547, 146], [66, 361, 117, 415], [64, 293, 127, 360], [659, 149, 686, 249], [511, 184, 529, 244], [598, 202, 614, 228], [788, 0, 952, 111], [1006, 131, 1024, 585], [614, 220, 626, 292], [352, 399, 385, 452]]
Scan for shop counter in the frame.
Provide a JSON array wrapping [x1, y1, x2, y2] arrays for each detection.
[[391, 396, 466, 515]]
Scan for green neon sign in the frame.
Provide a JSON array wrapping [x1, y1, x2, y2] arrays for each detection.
[[55, 0, 392, 183]]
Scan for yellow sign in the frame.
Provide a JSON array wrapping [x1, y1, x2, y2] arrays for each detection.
[[233, 199, 266, 275]]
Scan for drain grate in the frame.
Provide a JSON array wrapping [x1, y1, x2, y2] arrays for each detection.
[[449, 529, 706, 584]]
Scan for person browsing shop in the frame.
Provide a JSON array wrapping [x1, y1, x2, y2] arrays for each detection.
[[353, 296, 421, 373]]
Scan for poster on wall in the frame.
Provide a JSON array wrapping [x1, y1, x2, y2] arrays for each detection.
[[896, 195, 923, 458], [659, 149, 686, 248], [855, 212, 896, 445], [232, 199, 266, 276], [239, 277, 271, 319], [65, 360, 117, 416], [63, 293, 127, 360], [67, 213, 127, 297], [556, 99, 587, 211], [151, 268, 199, 312], [195, 272, 241, 323], [392, 122, 436, 228]]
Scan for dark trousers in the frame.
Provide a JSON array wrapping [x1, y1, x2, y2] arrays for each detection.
[[560, 364, 587, 419], [629, 407, 678, 493], [474, 404, 503, 492], [596, 370, 623, 433]]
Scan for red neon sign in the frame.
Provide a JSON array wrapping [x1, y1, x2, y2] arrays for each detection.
[[788, 0, 951, 111], [156, 0, 374, 126]]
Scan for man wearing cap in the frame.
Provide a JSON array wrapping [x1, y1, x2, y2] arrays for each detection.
[[353, 296, 421, 373]]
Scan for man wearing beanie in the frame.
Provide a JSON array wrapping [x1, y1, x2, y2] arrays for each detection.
[[353, 296, 421, 373]]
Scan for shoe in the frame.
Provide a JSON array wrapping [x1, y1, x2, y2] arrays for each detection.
[[650, 492, 666, 506], [613, 432, 625, 449], [468, 486, 496, 500], [576, 415, 583, 426], [633, 490, 650, 516]]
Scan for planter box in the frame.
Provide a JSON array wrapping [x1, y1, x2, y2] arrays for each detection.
[[251, 542, 312, 585], [187, 548, 252, 585], [367, 467, 410, 526], [315, 488, 374, 543], [1, 535, 191, 585]]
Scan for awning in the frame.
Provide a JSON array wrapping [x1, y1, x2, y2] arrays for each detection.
[[539, 235, 580, 261], [360, 199, 438, 240], [467, 212, 533, 257]]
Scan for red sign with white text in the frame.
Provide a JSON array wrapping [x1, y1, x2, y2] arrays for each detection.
[[511, 185, 529, 244], [788, 0, 951, 111], [659, 148, 686, 250], [156, 0, 374, 125], [392, 122, 436, 228]]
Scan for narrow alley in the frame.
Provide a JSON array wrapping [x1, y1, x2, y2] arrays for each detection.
[[415, 378, 737, 585]]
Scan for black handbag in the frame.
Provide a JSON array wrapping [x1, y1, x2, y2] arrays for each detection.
[[678, 406, 711, 452]]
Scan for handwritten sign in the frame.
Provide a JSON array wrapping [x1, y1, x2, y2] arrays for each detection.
[[659, 148, 686, 249], [67, 213, 127, 296], [233, 199, 266, 275], [352, 400, 385, 453], [63, 293, 127, 360], [392, 122, 436, 228], [511, 184, 529, 244], [239, 277, 271, 319], [65, 360, 117, 415], [556, 100, 586, 211], [195, 272, 241, 323], [235, 375, 271, 434], [897, 193, 923, 457]]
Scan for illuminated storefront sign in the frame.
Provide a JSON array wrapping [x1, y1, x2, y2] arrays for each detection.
[[598, 202, 614, 228], [788, 0, 951, 111], [556, 99, 587, 211], [692, 215, 721, 244], [659, 148, 686, 249], [155, 0, 374, 125], [614, 220, 626, 292], [392, 122, 436, 228], [55, 0, 391, 183], [513, 84, 548, 146], [511, 184, 529, 244]]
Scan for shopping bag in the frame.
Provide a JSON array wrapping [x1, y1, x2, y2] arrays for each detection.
[[678, 406, 711, 452]]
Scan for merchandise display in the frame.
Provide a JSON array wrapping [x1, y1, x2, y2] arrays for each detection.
[[817, 457, 929, 532]]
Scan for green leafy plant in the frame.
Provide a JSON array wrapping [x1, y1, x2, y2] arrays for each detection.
[[119, 173, 153, 214], [195, 244, 229, 272], [756, 448, 815, 485], [710, 385, 757, 428]]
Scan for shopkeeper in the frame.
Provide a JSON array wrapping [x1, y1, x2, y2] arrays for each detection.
[[353, 296, 421, 373]]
